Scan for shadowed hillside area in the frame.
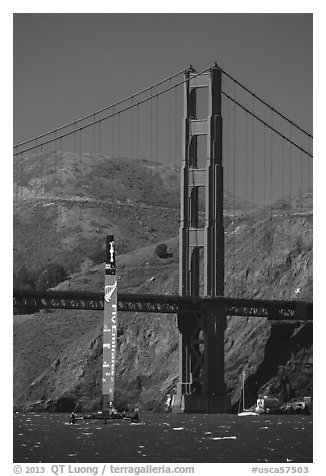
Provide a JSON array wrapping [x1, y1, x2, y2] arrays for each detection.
[[13, 153, 312, 412]]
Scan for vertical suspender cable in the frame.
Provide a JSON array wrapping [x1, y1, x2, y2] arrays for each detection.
[[150, 87, 153, 161], [245, 109, 248, 207], [112, 106, 115, 158], [263, 124, 267, 206], [251, 98, 255, 287], [35, 140, 39, 270], [137, 102, 140, 160], [79, 129, 82, 231], [79, 129, 82, 187], [74, 123, 77, 166], [131, 98, 134, 159], [40, 142, 44, 265], [289, 126, 292, 299], [156, 95, 159, 162], [282, 137, 285, 202], [270, 111, 274, 298], [233, 82, 236, 295], [35, 139, 38, 201], [60, 136, 63, 229], [175, 86, 178, 166], [300, 149, 303, 219], [72, 124, 77, 236], [252, 97, 255, 204], [57, 136, 61, 234], [98, 120, 102, 234], [19, 151, 23, 223], [244, 108, 249, 299], [99, 120, 102, 158], [93, 114, 96, 159], [308, 135, 311, 191], [54, 133, 58, 232], [117, 113, 120, 159], [169, 79, 171, 164], [307, 137, 311, 272], [40, 141, 43, 203], [93, 116, 99, 231], [226, 97, 230, 197], [59, 136, 63, 257], [54, 135, 57, 204]]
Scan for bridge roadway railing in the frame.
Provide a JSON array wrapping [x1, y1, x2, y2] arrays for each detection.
[[13, 289, 313, 321]]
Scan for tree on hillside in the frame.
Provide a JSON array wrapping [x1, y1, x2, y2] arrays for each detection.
[[154, 242, 172, 259], [13, 265, 34, 290], [36, 263, 68, 290], [80, 258, 95, 275]]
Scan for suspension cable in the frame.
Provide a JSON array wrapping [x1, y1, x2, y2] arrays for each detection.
[[14, 67, 188, 149], [221, 92, 312, 158], [220, 68, 312, 138], [13, 67, 212, 156]]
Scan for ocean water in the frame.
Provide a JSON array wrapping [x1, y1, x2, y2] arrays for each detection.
[[13, 412, 312, 463]]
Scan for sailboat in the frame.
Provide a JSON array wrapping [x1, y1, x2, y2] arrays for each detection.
[[70, 236, 139, 424], [237, 370, 257, 416], [100, 235, 139, 422]]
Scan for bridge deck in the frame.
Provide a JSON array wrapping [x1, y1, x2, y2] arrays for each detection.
[[13, 289, 312, 321]]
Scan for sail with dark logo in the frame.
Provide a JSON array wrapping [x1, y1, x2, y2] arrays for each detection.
[[102, 235, 118, 413]]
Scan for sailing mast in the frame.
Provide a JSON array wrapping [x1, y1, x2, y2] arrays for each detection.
[[242, 370, 246, 412], [102, 235, 118, 414], [238, 370, 257, 416]]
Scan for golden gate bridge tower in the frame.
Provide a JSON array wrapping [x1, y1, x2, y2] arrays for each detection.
[[173, 65, 230, 412]]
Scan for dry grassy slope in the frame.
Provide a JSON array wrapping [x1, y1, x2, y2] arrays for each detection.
[[14, 153, 179, 273], [13, 152, 251, 274], [13, 191, 312, 412]]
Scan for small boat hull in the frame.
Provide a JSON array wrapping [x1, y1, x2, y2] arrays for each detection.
[[238, 411, 258, 416]]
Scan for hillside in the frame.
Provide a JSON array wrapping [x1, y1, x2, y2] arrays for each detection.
[[13, 153, 312, 412], [13, 152, 252, 277]]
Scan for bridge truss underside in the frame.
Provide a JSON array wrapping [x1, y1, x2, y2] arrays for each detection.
[[13, 289, 312, 322]]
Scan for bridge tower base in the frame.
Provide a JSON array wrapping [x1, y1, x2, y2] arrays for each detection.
[[172, 301, 230, 414], [172, 394, 230, 414]]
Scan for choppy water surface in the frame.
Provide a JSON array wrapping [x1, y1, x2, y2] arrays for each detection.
[[14, 412, 312, 463]]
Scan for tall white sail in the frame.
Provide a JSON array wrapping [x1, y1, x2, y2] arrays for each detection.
[[102, 235, 118, 413]]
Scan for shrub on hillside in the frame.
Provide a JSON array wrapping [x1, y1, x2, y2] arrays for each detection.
[[154, 242, 172, 260], [13, 265, 35, 290], [36, 263, 68, 290], [89, 245, 105, 264], [80, 258, 95, 275]]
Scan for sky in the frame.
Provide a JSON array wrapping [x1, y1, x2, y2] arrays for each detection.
[[13, 13, 313, 144]]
